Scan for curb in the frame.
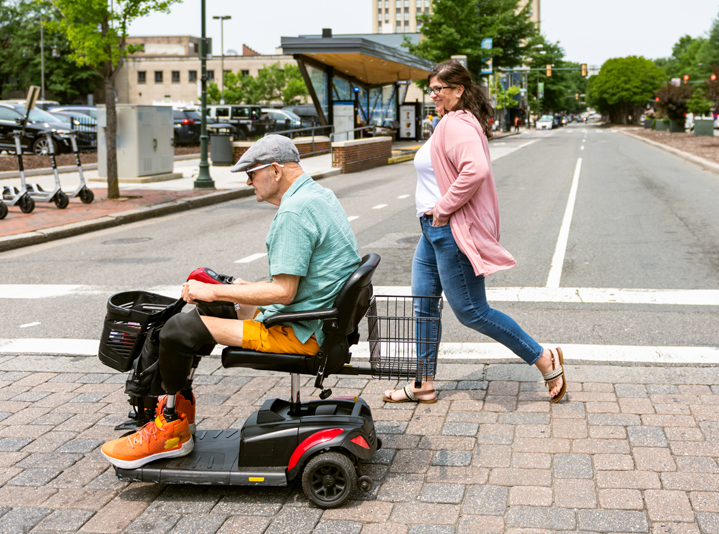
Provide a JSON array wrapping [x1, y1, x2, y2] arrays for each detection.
[[0, 168, 340, 253], [0, 153, 202, 181], [619, 130, 719, 174]]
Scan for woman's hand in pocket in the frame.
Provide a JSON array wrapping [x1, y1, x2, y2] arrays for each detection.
[[425, 210, 449, 227]]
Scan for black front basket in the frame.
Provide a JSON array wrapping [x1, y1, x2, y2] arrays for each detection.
[[98, 291, 183, 372]]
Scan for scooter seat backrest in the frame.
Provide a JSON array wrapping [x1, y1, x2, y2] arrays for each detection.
[[328, 253, 380, 337]]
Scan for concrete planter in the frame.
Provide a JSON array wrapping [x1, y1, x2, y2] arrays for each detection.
[[655, 120, 668, 131], [694, 118, 715, 137], [643, 119, 653, 129], [669, 119, 685, 133]]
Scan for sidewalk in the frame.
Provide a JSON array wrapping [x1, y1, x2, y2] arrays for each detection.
[[0, 355, 717, 533]]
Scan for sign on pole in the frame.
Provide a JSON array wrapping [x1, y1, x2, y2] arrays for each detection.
[[481, 38, 492, 75], [538, 82, 544, 99], [671, 78, 680, 87]]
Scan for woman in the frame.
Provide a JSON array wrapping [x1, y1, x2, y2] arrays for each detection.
[[383, 60, 566, 404]]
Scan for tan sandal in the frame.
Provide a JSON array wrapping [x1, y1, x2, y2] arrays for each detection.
[[543, 347, 567, 403], [382, 385, 437, 404]]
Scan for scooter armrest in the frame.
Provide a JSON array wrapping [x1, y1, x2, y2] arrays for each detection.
[[262, 308, 338, 328]]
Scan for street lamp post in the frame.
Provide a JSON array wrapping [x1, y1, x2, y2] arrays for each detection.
[[194, 0, 214, 189], [212, 15, 231, 105], [39, 18, 45, 100]]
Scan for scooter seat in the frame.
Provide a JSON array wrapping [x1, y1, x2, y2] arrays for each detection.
[[221, 347, 316, 374]]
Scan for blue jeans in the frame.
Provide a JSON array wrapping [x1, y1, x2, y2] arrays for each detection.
[[411, 215, 543, 370]]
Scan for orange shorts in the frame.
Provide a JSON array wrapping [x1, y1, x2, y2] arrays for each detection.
[[242, 310, 319, 355]]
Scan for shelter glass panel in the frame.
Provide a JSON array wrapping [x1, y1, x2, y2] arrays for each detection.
[[332, 77, 353, 102], [306, 63, 329, 120]]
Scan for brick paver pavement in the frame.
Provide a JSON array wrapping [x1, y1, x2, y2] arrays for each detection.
[[0, 357, 718, 533]]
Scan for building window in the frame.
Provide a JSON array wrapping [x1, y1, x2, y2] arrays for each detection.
[[404, 20, 410, 29], [424, 0, 429, 7], [137, 71, 146, 84], [171, 71, 180, 83], [241, 69, 249, 76], [154, 71, 163, 83], [385, 12, 389, 21], [416, 0, 422, 6], [207, 70, 214, 81], [404, 0, 409, 6], [395, 0, 400, 7], [378, 11, 382, 20], [189, 70, 197, 82]]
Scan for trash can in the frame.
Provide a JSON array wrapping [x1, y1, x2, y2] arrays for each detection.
[[210, 129, 234, 166]]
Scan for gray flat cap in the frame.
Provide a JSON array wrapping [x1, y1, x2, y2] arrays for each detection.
[[230, 134, 300, 173]]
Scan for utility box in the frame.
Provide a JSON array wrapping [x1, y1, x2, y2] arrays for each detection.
[[97, 105, 174, 179]]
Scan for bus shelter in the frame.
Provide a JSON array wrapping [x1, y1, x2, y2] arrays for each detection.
[[281, 34, 433, 140]]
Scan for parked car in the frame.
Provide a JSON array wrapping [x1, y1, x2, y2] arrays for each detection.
[[0, 102, 73, 155], [48, 110, 98, 151], [172, 109, 237, 146], [536, 115, 554, 130], [3, 99, 60, 111], [282, 104, 321, 130], [261, 108, 302, 133], [207, 105, 264, 139], [49, 106, 98, 123]]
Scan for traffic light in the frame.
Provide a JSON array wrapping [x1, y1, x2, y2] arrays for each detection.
[[581, 64, 587, 77], [575, 93, 579, 100], [712, 74, 717, 81], [655, 97, 660, 102], [546, 64, 552, 77], [683, 74, 689, 84]]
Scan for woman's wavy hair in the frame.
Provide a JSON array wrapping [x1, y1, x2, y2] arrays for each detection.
[[429, 60, 494, 138]]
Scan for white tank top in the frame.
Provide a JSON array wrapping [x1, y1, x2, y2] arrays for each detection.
[[414, 135, 441, 217]]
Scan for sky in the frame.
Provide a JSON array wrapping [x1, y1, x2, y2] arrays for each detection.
[[128, 0, 719, 67]]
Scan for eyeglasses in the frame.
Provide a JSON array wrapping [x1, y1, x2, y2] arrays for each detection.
[[426, 85, 451, 96], [247, 163, 284, 182]]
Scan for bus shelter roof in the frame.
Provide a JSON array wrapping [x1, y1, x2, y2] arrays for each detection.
[[280, 36, 434, 87]]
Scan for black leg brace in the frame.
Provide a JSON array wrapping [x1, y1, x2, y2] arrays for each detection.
[[159, 308, 216, 394]]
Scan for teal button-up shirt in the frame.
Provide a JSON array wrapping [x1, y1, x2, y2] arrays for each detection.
[[255, 173, 361, 346]]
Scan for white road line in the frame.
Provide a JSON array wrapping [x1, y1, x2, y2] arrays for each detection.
[[397, 195, 410, 199], [546, 157, 582, 289], [3, 284, 719, 305], [2, 339, 718, 364], [372, 286, 719, 306], [348, 216, 359, 222], [372, 204, 388, 209], [19, 322, 41, 328], [517, 140, 537, 149], [581, 146, 584, 150], [234, 253, 267, 264]]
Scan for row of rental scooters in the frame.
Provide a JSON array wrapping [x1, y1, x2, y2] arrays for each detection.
[[0, 128, 94, 219]]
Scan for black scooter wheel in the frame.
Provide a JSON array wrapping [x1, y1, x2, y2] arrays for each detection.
[[79, 187, 94, 204], [0, 202, 7, 219], [54, 191, 69, 209], [301, 451, 357, 509], [19, 194, 34, 214]]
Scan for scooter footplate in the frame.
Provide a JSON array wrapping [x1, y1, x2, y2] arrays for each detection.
[[115, 429, 287, 486]]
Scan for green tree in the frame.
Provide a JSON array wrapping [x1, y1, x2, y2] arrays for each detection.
[[48, 0, 180, 199], [687, 85, 713, 116], [490, 78, 519, 130], [704, 64, 719, 113], [406, 0, 538, 82], [208, 62, 307, 106], [697, 14, 719, 77], [0, 0, 100, 102], [586, 56, 665, 124], [655, 35, 708, 80], [524, 35, 573, 114]]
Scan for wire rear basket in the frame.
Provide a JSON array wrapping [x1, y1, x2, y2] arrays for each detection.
[[366, 295, 443, 386], [98, 291, 182, 373]]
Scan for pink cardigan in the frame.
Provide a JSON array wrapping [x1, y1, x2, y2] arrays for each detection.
[[430, 110, 516, 277]]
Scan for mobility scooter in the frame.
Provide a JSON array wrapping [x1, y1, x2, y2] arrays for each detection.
[[97, 253, 441, 508]]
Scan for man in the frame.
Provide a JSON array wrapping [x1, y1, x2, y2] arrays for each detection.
[[101, 135, 361, 469]]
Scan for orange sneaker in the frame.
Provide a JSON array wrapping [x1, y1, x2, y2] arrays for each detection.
[[156, 392, 196, 434], [101, 413, 193, 469]]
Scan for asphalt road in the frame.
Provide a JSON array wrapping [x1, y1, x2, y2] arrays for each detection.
[[2, 122, 718, 351]]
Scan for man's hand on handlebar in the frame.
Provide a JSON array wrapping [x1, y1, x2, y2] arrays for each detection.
[[181, 280, 217, 304]]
